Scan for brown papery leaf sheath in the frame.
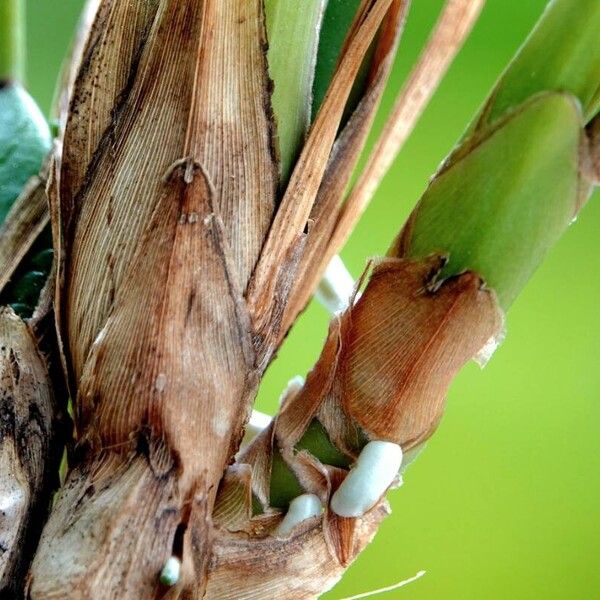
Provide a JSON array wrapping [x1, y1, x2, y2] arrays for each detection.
[[30, 1, 392, 598], [0, 310, 60, 597]]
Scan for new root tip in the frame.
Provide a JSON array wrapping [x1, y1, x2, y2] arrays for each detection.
[[330, 441, 402, 518], [240, 410, 272, 449], [159, 556, 181, 587], [316, 255, 356, 314], [275, 493, 323, 538], [278, 375, 305, 407]]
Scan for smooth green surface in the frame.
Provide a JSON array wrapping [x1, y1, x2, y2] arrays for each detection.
[[406, 92, 582, 309], [0, 225, 54, 318], [484, 0, 600, 125], [312, 0, 362, 116], [266, 0, 327, 184], [28, 2, 600, 598], [0, 0, 25, 82], [0, 81, 51, 319], [0, 83, 50, 222]]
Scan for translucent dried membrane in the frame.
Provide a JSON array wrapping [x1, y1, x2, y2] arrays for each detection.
[[474, 318, 506, 368], [279, 375, 306, 407]]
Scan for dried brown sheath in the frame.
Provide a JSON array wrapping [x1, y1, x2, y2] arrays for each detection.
[[32, 1, 276, 597]]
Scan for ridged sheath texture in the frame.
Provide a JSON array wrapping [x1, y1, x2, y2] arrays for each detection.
[[32, 1, 277, 597]]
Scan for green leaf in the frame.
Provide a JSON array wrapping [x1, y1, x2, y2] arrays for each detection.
[[311, 0, 362, 116], [482, 0, 600, 126], [312, 0, 375, 124], [0, 0, 25, 83], [0, 83, 51, 223], [266, 0, 328, 184], [269, 446, 304, 509], [400, 92, 582, 310]]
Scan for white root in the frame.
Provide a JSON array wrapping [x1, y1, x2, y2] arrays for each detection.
[[240, 410, 273, 450], [316, 255, 356, 314], [275, 494, 323, 538], [330, 441, 402, 518], [159, 556, 181, 587], [278, 375, 305, 407]]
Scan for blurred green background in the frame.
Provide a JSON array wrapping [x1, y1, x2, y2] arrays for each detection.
[[24, 1, 600, 598]]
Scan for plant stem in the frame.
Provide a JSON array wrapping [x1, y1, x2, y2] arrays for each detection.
[[0, 0, 25, 84]]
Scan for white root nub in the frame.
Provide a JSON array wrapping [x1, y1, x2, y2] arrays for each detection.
[[330, 441, 402, 518], [159, 556, 181, 587], [240, 410, 272, 450], [275, 494, 323, 538], [316, 255, 356, 314]]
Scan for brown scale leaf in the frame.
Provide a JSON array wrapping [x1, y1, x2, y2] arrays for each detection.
[[213, 464, 254, 532], [340, 256, 503, 448], [204, 503, 389, 600], [323, 468, 361, 568]]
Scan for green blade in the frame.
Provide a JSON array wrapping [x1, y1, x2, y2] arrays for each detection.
[[0, 0, 25, 83], [399, 92, 582, 310], [311, 0, 362, 116], [266, 0, 328, 184], [482, 0, 600, 126], [0, 84, 51, 223]]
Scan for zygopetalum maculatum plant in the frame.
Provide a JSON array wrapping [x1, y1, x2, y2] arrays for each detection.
[[0, 0, 598, 598]]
